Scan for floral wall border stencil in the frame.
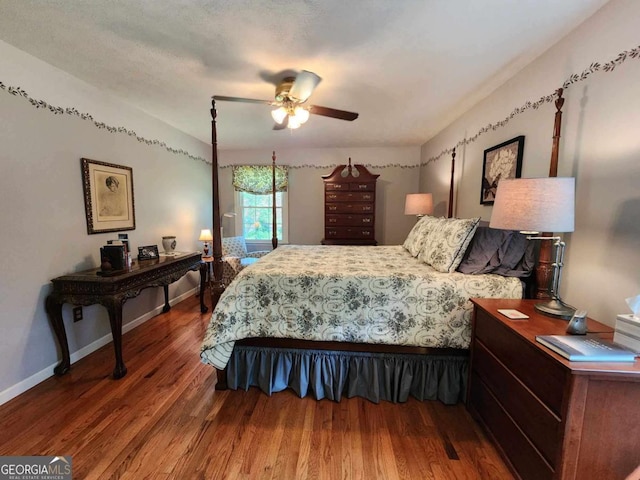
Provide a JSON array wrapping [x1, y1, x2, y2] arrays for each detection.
[[1, 45, 637, 169], [422, 44, 640, 167], [0, 82, 208, 164]]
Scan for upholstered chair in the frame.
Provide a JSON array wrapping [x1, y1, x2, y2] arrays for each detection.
[[221, 236, 271, 284]]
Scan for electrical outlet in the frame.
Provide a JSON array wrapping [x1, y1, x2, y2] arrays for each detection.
[[73, 306, 83, 322]]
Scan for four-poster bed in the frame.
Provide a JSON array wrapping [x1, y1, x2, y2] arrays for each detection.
[[203, 98, 536, 405]]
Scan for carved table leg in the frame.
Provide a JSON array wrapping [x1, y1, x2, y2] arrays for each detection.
[[45, 294, 71, 376], [199, 262, 208, 313], [105, 297, 127, 379], [162, 285, 171, 313]]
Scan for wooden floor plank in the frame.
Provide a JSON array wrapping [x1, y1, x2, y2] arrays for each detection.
[[0, 295, 513, 479]]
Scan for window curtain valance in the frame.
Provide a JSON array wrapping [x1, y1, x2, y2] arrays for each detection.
[[232, 165, 288, 194]]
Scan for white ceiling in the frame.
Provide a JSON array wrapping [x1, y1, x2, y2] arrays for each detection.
[[0, 0, 608, 150]]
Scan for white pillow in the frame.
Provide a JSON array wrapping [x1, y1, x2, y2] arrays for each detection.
[[418, 217, 481, 273], [402, 215, 440, 257]]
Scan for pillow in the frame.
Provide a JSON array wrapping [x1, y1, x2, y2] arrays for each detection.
[[402, 215, 440, 257], [418, 217, 480, 273], [457, 226, 514, 274], [457, 226, 536, 277], [492, 234, 537, 277]]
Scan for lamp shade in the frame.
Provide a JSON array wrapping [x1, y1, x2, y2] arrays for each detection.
[[489, 177, 575, 233], [404, 193, 433, 216], [198, 229, 213, 242]]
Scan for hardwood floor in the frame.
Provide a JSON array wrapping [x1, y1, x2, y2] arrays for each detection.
[[0, 295, 514, 479]]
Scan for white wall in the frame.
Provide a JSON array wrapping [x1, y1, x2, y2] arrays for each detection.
[[420, 0, 640, 325], [0, 41, 211, 403], [219, 147, 421, 246]]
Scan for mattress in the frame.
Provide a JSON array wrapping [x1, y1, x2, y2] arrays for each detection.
[[201, 245, 523, 369]]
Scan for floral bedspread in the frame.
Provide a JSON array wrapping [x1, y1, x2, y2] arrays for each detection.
[[200, 245, 523, 369]]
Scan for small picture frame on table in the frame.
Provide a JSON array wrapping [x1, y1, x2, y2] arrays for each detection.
[[138, 245, 159, 261]]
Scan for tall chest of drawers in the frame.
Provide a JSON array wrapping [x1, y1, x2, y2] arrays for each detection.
[[321, 160, 379, 245]]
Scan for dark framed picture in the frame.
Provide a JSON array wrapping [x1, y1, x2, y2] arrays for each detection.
[[81, 158, 136, 234], [138, 245, 159, 261], [480, 135, 525, 205]]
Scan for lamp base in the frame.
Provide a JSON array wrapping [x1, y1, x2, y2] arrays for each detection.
[[534, 299, 575, 320]]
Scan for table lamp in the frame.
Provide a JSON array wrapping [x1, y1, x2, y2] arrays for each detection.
[[489, 177, 575, 318], [404, 193, 433, 218], [198, 229, 213, 258]]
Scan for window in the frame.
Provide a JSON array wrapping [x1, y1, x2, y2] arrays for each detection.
[[235, 191, 288, 242], [232, 165, 289, 243]]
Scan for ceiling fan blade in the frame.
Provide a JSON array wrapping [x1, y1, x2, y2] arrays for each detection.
[[288, 70, 322, 102], [213, 95, 273, 105], [309, 105, 359, 121]]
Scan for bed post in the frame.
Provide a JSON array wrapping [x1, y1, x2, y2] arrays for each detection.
[[210, 98, 225, 307], [272, 151, 278, 250], [448, 147, 456, 218], [535, 88, 564, 300]]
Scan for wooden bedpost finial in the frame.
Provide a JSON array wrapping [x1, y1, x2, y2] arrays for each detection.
[[555, 88, 564, 112]]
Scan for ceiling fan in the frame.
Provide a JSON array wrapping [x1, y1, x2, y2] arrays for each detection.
[[213, 70, 359, 130]]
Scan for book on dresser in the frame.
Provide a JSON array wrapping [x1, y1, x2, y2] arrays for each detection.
[[536, 334, 638, 362]]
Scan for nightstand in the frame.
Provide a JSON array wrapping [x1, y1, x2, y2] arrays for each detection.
[[468, 298, 640, 480]]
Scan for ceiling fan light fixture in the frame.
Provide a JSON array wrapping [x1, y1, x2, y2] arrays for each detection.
[[271, 107, 288, 124], [293, 106, 310, 124], [287, 116, 302, 129]]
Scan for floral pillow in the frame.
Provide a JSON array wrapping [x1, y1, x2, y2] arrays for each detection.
[[402, 215, 440, 257], [418, 217, 481, 273]]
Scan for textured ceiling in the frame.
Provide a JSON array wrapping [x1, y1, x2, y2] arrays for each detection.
[[0, 0, 608, 150]]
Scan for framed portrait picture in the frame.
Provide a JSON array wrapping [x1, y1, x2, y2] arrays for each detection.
[[480, 136, 525, 205], [81, 158, 136, 234]]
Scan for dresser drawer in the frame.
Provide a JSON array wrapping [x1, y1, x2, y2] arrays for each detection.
[[469, 373, 554, 480], [326, 203, 374, 214], [325, 192, 375, 202], [473, 340, 561, 466], [474, 309, 567, 417], [325, 227, 374, 239], [325, 182, 349, 191], [350, 182, 375, 191], [326, 214, 374, 226]]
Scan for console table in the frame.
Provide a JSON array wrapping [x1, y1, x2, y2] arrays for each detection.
[[45, 251, 205, 379]]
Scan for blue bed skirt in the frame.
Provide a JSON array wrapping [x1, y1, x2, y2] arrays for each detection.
[[226, 345, 468, 405]]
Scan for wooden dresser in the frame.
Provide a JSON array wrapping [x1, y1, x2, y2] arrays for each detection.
[[321, 159, 379, 245], [468, 298, 640, 480]]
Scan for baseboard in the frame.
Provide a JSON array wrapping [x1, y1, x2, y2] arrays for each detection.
[[0, 288, 198, 406]]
